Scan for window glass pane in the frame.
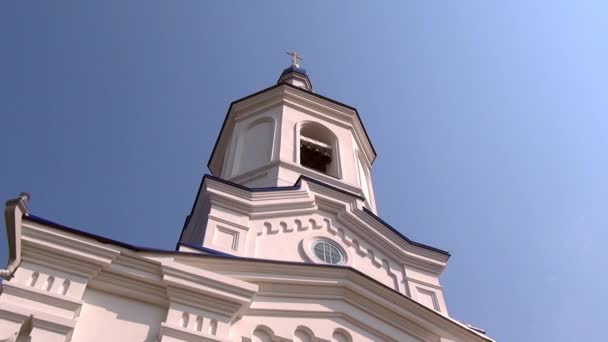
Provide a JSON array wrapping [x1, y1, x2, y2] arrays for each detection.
[[312, 241, 343, 265]]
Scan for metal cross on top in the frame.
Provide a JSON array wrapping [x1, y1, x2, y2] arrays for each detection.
[[287, 51, 303, 67]]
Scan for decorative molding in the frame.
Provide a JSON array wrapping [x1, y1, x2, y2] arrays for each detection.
[[214, 227, 240, 252], [90, 270, 168, 307], [159, 322, 229, 342], [174, 256, 493, 342], [255, 214, 402, 293], [1, 282, 82, 316], [4, 211, 491, 342], [416, 287, 440, 312], [208, 215, 250, 232], [0, 302, 76, 336], [161, 262, 257, 320], [202, 177, 448, 277]]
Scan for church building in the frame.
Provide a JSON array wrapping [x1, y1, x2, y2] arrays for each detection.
[[0, 55, 492, 342]]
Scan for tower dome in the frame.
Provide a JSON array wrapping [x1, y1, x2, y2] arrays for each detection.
[[277, 52, 312, 90]]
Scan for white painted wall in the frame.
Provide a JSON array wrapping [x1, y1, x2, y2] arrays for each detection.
[[180, 174, 450, 315], [0, 218, 489, 342], [234, 118, 275, 175], [213, 86, 377, 211], [71, 289, 165, 342]]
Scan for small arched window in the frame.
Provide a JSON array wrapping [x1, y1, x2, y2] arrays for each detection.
[[59, 279, 70, 295], [44, 275, 55, 291], [27, 272, 39, 287], [208, 319, 218, 335], [252, 326, 274, 342], [299, 122, 339, 178], [332, 329, 353, 342], [195, 316, 203, 331], [180, 312, 189, 328], [294, 326, 315, 342]]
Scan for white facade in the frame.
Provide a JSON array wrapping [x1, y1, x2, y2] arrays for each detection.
[[208, 68, 377, 213], [0, 65, 492, 342]]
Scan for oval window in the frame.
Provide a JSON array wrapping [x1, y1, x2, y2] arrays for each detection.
[[312, 240, 344, 265]]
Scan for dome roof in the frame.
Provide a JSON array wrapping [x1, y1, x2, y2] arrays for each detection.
[[280, 65, 307, 78], [277, 64, 312, 90]]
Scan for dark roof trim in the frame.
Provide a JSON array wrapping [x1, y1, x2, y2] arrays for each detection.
[[207, 82, 377, 174], [204, 173, 365, 200], [175, 173, 365, 250], [21, 213, 483, 340], [205, 173, 301, 193], [295, 175, 367, 201], [177, 242, 235, 257], [26, 214, 179, 254], [178, 174, 448, 257], [176, 214, 191, 249], [363, 208, 450, 257]]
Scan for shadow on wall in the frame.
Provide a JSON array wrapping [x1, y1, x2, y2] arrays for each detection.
[[70, 289, 165, 342]]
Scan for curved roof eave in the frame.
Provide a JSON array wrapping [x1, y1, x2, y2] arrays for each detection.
[[20, 214, 484, 341], [189, 174, 450, 258]]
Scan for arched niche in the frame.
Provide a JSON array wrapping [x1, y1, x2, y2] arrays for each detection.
[[297, 121, 341, 178], [252, 325, 275, 342], [293, 325, 315, 342], [332, 328, 353, 342], [235, 117, 275, 175]]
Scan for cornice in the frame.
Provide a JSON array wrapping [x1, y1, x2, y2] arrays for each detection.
[[204, 180, 316, 219], [22, 220, 120, 262], [206, 176, 311, 203], [165, 287, 242, 319], [0, 302, 76, 336], [21, 220, 120, 278], [161, 262, 257, 302], [280, 161, 363, 195], [21, 243, 105, 278], [230, 85, 285, 114], [174, 256, 492, 342], [14, 215, 490, 341], [18, 216, 260, 317], [90, 270, 168, 306], [230, 86, 352, 128], [203, 177, 448, 274], [159, 322, 230, 342], [160, 261, 257, 318], [1, 282, 82, 314]]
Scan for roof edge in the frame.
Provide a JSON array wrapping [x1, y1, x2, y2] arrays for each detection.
[[206, 82, 377, 175], [184, 174, 449, 257], [20, 213, 487, 341]]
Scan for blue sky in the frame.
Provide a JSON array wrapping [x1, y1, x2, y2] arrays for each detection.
[[1, 1, 607, 340]]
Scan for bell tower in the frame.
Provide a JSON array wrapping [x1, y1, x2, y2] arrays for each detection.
[[207, 53, 378, 211], [179, 56, 452, 316]]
